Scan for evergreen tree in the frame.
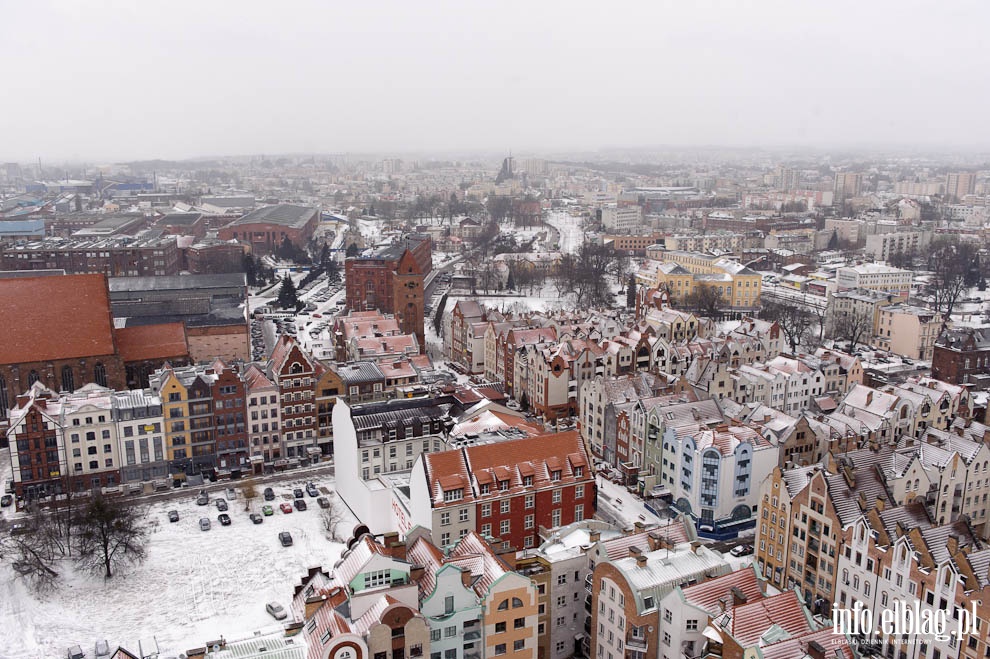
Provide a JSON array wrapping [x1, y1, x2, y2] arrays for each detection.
[[827, 230, 839, 250], [243, 253, 257, 286], [346, 242, 360, 258], [276, 275, 298, 309], [506, 268, 516, 291], [626, 274, 637, 309]]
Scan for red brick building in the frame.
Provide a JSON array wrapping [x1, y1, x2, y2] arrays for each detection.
[[0, 274, 192, 422], [210, 359, 249, 471], [417, 431, 596, 550], [345, 243, 427, 351], [6, 389, 65, 499], [217, 204, 320, 255], [268, 337, 318, 461], [932, 328, 990, 388]]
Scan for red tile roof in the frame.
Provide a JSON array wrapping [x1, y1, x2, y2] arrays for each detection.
[[680, 567, 765, 614], [115, 322, 189, 362], [0, 273, 116, 364], [726, 590, 812, 647]]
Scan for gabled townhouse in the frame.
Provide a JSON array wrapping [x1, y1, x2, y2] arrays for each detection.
[[314, 362, 345, 457], [448, 300, 488, 374], [640, 397, 724, 492], [409, 431, 596, 551], [727, 316, 784, 360], [210, 359, 248, 471], [148, 364, 217, 476], [7, 384, 69, 500], [498, 328, 557, 397], [243, 363, 281, 464], [527, 340, 604, 420], [290, 532, 428, 659], [268, 336, 319, 461], [811, 348, 863, 397], [579, 373, 669, 463]]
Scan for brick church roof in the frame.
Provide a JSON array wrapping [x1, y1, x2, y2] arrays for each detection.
[[0, 273, 116, 364]]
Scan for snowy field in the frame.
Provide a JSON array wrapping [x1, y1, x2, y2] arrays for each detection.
[[0, 475, 353, 659]]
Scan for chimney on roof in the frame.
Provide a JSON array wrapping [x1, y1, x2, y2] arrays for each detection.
[[589, 530, 601, 543], [866, 391, 873, 406], [15, 393, 31, 409], [807, 640, 828, 659], [858, 491, 868, 511], [730, 586, 747, 607], [874, 496, 885, 512], [947, 535, 959, 557], [629, 546, 643, 557], [305, 594, 328, 620], [635, 554, 648, 568], [410, 564, 426, 583]]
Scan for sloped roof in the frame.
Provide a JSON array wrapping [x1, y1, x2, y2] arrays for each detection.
[[681, 567, 765, 614], [114, 322, 188, 362], [0, 273, 116, 364]]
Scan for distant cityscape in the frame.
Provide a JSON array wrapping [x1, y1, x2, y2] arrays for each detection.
[[1, 149, 989, 659]]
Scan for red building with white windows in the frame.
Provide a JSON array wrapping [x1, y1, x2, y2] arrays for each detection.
[[409, 431, 596, 551]]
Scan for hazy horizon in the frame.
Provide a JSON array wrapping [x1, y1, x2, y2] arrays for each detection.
[[3, 0, 990, 162]]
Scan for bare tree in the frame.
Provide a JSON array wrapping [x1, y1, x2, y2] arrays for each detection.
[[75, 495, 148, 579], [831, 307, 874, 352], [5, 510, 62, 593], [320, 499, 348, 542], [926, 239, 977, 330], [760, 300, 815, 353], [241, 479, 258, 512], [684, 286, 726, 319]]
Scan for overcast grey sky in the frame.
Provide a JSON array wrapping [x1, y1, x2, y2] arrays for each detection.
[[2, 0, 988, 161]]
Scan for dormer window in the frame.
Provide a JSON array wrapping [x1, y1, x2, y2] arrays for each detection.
[[499, 480, 509, 491], [480, 483, 490, 495], [550, 470, 561, 482], [443, 488, 463, 502], [575, 467, 584, 478], [523, 475, 533, 487]]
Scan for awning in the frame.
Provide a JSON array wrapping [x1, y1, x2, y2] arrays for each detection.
[[702, 626, 723, 643]]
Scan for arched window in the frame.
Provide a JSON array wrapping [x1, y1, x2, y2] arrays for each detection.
[[497, 599, 509, 611], [28, 370, 40, 385], [94, 362, 107, 387], [61, 366, 75, 393], [511, 597, 524, 608], [0, 375, 8, 420]]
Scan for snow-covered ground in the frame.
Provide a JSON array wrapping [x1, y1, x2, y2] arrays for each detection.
[[544, 210, 585, 254], [0, 475, 353, 659]]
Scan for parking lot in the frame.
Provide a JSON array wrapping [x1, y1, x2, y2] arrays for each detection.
[[0, 474, 353, 658]]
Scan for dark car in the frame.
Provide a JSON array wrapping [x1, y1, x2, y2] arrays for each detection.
[[306, 483, 319, 497], [249, 513, 263, 524], [218, 513, 232, 526], [294, 499, 308, 511], [1, 494, 13, 507], [293, 488, 304, 499], [215, 498, 229, 511], [167, 510, 179, 523], [279, 531, 293, 547], [263, 487, 275, 501], [317, 496, 331, 509]]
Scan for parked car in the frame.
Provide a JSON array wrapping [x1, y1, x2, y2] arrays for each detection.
[[218, 513, 232, 526], [66, 645, 85, 659], [730, 544, 754, 557], [196, 493, 209, 506], [215, 499, 229, 511], [262, 505, 274, 516], [279, 531, 293, 547], [294, 499, 308, 511], [280, 503, 293, 514], [263, 487, 275, 501], [95, 640, 111, 657], [249, 513, 263, 524], [266, 601, 288, 620], [306, 483, 319, 497], [1, 494, 13, 507], [167, 510, 179, 523], [317, 496, 331, 509], [199, 518, 211, 531], [293, 488, 304, 499]]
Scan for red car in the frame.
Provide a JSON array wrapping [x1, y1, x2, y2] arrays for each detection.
[[279, 502, 293, 514]]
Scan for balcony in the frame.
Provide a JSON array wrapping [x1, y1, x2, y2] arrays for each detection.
[[464, 630, 481, 642], [625, 635, 648, 652], [585, 574, 594, 593]]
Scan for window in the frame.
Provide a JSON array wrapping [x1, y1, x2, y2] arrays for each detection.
[[500, 519, 510, 535], [482, 503, 491, 517], [524, 514, 534, 529], [459, 508, 469, 523], [686, 620, 698, 631], [495, 645, 506, 656], [525, 494, 534, 509], [444, 595, 454, 614], [430, 629, 441, 642], [444, 625, 457, 637], [498, 599, 509, 611], [441, 512, 450, 526], [513, 640, 524, 652], [496, 622, 506, 633], [61, 366, 75, 393], [575, 484, 584, 498], [443, 488, 463, 502], [552, 489, 561, 504], [94, 362, 107, 387], [512, 597, 524, 608], [364, 570, 391, 588], [501, 500, 510, 514]]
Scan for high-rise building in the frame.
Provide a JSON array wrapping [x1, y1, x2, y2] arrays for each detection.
[[832, 172, 863, 205], [945, 171, 976, 201]]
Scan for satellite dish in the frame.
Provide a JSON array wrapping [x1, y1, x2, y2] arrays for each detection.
[[213, 645, 220, 653]]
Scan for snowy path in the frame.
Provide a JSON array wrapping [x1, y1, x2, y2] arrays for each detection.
[[545, 210, 584, 254]]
